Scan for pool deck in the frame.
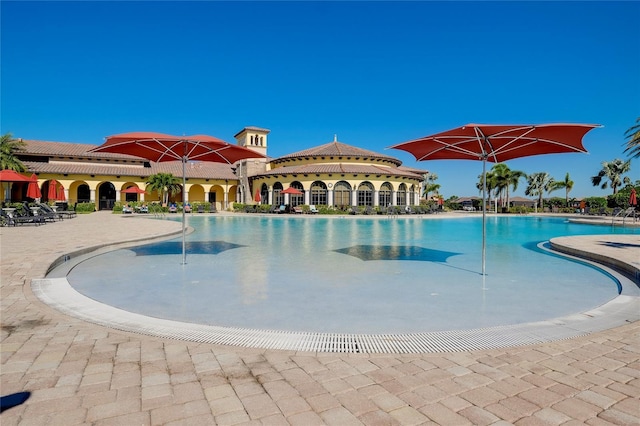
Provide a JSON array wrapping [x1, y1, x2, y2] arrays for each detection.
[[1, 211, 639, 425]]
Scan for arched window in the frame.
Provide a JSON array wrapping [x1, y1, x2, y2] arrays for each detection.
[[333, 181, 351, 208], [357, 182, 374, 206], [396, 183, 407, 206], [290, 181, 304, 207], [273, 182, 284, 206], [379, 182, 392, 207], [310, 181, 327, 206]]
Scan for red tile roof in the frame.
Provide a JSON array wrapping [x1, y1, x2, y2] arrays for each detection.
[[273, 141, 402, 166]]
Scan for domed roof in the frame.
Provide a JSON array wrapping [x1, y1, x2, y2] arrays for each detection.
[[273, 140, 402, 167]]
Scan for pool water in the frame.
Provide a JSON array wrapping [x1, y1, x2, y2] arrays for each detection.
[[65, 215, 638, 334]]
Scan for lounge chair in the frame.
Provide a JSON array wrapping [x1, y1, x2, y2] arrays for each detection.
[[309, 205, 318, 214], [34, 203, 62, 222], [122, 204, 134, 214], [169, 204, 178, 213], [184, 204, 192, 213], [197, 204, 204, 213], [269, 205, 280, 214], [5, 207, 45, 226], [292, 206, 303, 214], [278, 205, 287, 214], [138, 205, 148, 214], [209, 203, 217, 213]]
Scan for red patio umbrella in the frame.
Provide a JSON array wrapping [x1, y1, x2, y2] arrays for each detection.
[[57, 184, 66, 201], [254, 190, 261, 203], [27, 174, 42, 199], [280, 187, 303, 195], [391, 123, 600, 276], [121, 186, 147, 194], [0, 170, 31, 182], [630, 188, 637, 207], [89, 132, 266, 264], [0, 169, 30, 202], [47, 179, 59, 201]]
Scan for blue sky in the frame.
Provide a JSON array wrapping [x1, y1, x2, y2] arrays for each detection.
[[2, 1, 638, 199]]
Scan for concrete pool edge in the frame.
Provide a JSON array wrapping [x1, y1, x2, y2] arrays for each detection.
[[32, 234, 640, 353], [550, 234, 640, 285]]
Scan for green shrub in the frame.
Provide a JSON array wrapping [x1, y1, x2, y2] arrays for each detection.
[[75, 202, 95, 213], [583, 196, 607, 209]]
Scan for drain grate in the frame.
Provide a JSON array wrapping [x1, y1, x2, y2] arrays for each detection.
[[32, 277, 640, 354]]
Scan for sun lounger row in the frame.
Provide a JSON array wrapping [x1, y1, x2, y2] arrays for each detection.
[[0, 203, 77, 227]]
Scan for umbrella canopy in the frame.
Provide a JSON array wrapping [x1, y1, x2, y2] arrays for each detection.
[[391, 123, 599, 163], [90, 132, 262, 164], [0, 170, 30, 203], [47, 179, 59, 200], [27, 174, 42, 199], [89, 132, 266, 264], [0, 170, 31, 182], [630, 188, 637, 207], [391, 123, 600, 277], [281, 187, 303, 195], [254, 190, 261, 202], [121, 186, 146, 194]]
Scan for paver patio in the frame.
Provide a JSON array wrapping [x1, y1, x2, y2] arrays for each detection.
[[1, 211, 638, 425]]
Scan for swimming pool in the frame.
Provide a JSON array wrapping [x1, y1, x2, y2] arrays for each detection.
[[62, 215, 638, 335]]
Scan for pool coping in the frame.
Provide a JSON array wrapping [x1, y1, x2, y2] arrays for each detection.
[[31, 233, 640, 354]]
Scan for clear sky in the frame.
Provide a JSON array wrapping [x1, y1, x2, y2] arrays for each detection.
[[2, 1, 638, 199]]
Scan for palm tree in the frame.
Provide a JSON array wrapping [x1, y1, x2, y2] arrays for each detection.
[[146, 173, 182, 205], [477, 170, 496, 209], [488, 163, 526, 208], [624, 117, 640, 158], [422, 172, 440, 200], [0, 133, 26, 171], [591, 159, 632, 195], [525, 172, 555, 210], [552, 172, 574, 206]]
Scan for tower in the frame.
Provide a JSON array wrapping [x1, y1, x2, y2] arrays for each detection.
[[234, 126, 269, 157], [233, 127, 270, 203]]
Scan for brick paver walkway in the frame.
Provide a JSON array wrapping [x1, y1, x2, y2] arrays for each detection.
[[1, 211, 639, 425]]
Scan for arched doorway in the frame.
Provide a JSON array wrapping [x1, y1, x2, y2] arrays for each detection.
[[97, 182, 116, 210], [310, 181, 327, 206], [333, 181, 351, 208]]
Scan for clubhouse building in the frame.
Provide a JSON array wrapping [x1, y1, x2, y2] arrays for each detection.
[[9, 127, 426, 210]]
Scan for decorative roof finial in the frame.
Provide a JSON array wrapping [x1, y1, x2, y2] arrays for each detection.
[[334, 134, 338, 142]]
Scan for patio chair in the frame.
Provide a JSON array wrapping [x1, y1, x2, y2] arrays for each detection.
[[309, 205, 318, 214], [292, 206, 303, 214], [7, 207, 45, 226], [197, 204, 204, 213], [209, 203, 217, 213], [34, 203, 62, 222], [278, 205, 287, 214], [169, 204, 178, 213], [269, 205, 280, 214]]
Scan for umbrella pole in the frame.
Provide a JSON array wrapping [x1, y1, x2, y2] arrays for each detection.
[[181, 156, 187, 265], [481, 157, 487, 281]]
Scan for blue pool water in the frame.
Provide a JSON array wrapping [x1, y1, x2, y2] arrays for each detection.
[[65, 215, 638, 334]]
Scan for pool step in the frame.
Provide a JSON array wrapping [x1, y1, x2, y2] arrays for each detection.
[[32, 278, 640, 354]]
